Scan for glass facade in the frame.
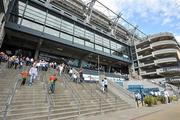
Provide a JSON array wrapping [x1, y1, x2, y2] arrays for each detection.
[[9, 0, 131, 61]]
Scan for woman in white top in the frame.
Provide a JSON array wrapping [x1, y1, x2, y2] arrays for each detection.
[[28, 65, 38, 86]]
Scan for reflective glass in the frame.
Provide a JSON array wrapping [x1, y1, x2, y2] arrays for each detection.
[[110, 41, 116, 50], [74, 37, 84, 46], [103, 38, 110, 48], [60, 33, 73, 41], [61, 20, 73, 34], [44, 27, 59, 37], [18, 1, 26, 16], [95, 34, 102, 45], [104, 48, 110, 54], [21, 19, 43, 31], [74, 25, 84, 37], [46, 13, 61, 29], [95, 44, 103, 51], [85, 30, 94, 42], [85, 41, 94, 48], [9, 15, 21, 24], [24, 5, 46, 24]]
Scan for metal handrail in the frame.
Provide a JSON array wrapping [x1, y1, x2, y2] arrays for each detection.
[[3, 70, 21, 120], [63, 74, 81, 115], [95, 83, 119, 111], [65, 74, 100, 100], [70, 68, 120, 112], [43, 72, 54, 120], [109, 80, 135, 99]]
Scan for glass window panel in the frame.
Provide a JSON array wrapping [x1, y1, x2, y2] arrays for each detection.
[[85, 30, 94, 42], [74, 25, 84, 37], [103, 38, 110, 48], [85, 41, 94, 48], [110, 41, 116, 50], [95, 44, 102, 51], [44, 27, 59, 37], [9, 15, 21, 24], [18, 1, 26, 16], [61, 20, 73, 34], [74, 37, 84, 46], [61, 33, 72, 41], [116, 44, 122, 52], [22, 19, 43, 31], [104, 48, 110, 54], [46, 13, 61, 29], [95, 34, 102, 45], [24, 5, 46, 23], [111, 50, 116, 55]]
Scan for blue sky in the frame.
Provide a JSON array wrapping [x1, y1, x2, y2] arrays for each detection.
[[82, 0, 180, 43]]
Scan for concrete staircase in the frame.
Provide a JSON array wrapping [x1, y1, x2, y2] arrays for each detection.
[[5, 72, 49, 120], [0, 67, 133, 120], [0, 64, 19, 119], [47, 73, 133, 119]]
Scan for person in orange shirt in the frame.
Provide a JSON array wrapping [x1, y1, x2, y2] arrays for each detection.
[[49, 74, 57, 94], [20, 71, 29, 86]]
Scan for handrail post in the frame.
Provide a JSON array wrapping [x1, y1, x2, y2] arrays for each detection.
[[100, 98, 102, 113], [115, 96, 117, 110], [78, 101, 80, 115]]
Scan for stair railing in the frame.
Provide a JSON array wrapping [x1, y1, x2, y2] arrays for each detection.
[[63, 74, 81, 115], [109, 80, 134, 99], [3, 71, 21, 120], [43, 72, 54, 120]]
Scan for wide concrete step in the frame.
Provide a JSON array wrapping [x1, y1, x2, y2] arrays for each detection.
[[52, 107, 78, 114], [12, 115, 48, 120], [13, 96, 46, 101], [10, 103, 48, 109], [7, 110, 48, 119], [51, 114, 78, 120], [50, 111, 78, 119], [9, 107, 48, 114], [11, 100, 46, 105]]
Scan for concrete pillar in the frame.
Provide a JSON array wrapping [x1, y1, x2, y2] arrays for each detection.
[[34, 39, 43, 60], [108, 65, 111, 73]]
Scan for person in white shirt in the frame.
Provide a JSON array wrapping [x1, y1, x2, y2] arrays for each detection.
[[58, 64, 64, 76], [69, 68, 73, 77], [164, 89, 169, 104], [28, 65, 38, 86], [73, 73, 77, 83], [101, 79, 105, 93]]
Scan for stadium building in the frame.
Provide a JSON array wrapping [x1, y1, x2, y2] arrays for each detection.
[[135, 33, 180, 85], [1, 0, 180, 83], [0, 0, 147, 75]]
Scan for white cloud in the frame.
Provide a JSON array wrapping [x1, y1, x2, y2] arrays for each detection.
[[81, 0, 180, 36], [83, 0, 180, 24]]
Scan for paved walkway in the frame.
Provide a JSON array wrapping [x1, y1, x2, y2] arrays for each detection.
[[78, 101, 180, 120]]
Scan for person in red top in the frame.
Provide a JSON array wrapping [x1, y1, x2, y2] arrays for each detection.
[[49, 74, 57, 94], [20, 71, 29, 86]]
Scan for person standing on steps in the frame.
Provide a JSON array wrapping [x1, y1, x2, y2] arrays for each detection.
[[28, 65, 38, 86], [101, 79, 105, 93], [49, 74, 57, 94], [104, 77, 108, 92], [20, 70, 29, 86]]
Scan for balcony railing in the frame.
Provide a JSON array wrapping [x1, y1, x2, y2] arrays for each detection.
[[140, 71, 157, 75], [157, 66, 180, 74], [139, 62, 155, 67], [154, 57, 177, 64], [151, 40, 177, 48], [136, 46, 151, 52], [149, 32, 174, 41], [153, 48, 177, 56], [138, 54, 153, 60]]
